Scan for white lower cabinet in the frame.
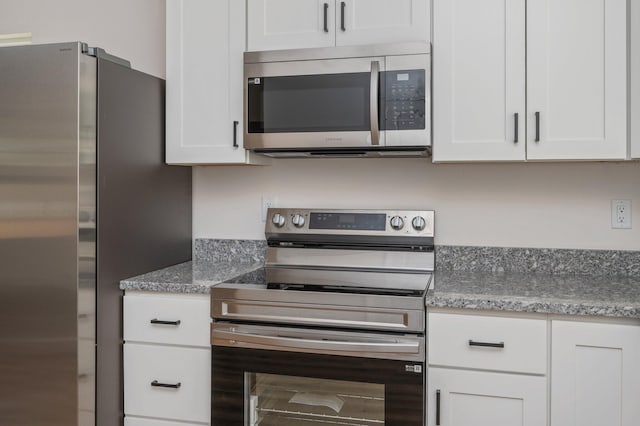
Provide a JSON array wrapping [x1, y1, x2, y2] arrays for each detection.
[[427, 310, 547, 426], [551, 320, 640, 426], [124, 292, 211, 425], [428, 368, 547, 426]]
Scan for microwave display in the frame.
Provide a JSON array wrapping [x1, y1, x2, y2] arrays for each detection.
[[381, 69, 426, 131], [247, 70, 426, 135]]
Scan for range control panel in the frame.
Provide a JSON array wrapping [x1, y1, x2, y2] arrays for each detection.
[[381, 69, 426, 131], [266, 208, 435, 237]]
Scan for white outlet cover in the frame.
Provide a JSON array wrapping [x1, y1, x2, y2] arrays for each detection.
[[261, 196, 277, 222], [611, 199, 632, 229]]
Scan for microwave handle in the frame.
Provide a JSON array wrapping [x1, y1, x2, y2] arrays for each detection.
[[370, 61, 380, 146]]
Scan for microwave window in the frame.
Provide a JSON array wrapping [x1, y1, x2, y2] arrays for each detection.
[[247, 73, 371, 133]]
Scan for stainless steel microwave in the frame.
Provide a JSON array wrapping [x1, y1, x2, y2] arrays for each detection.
[[244, 42, 431, 157]]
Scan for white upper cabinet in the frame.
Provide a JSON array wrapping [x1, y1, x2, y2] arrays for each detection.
[[247, 0, 430, 51], [434, 0, 629, 162], [527, 0, 627, 160], [335, 0, 430, 46], [247, 0, 336, 51], [166, 0, 265, 165], [632, 0, 640, 159], [432, 0, 526, 161]]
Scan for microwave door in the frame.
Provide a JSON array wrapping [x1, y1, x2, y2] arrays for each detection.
[[244, 57, 386, 150]]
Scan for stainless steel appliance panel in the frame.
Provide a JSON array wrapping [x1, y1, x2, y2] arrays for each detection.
[[212, 323, 425, 362], [0, 42, 192, 426], [0, 42, 86, 426], [266, 247, 435, 272], [95, 58, 192, 426], [212, 297, 425, 333], [244, 43, 431, 157]]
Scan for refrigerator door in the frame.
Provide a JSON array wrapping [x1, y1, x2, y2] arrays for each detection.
[[0, 42, 96, 426], [95, 57, 192, 426]]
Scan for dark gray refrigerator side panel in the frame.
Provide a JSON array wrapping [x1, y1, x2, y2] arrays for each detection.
[[95, 59, 192, 426], [0, 43, 89, 426]]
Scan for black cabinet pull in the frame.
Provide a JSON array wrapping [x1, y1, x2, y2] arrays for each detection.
[[535, 111, 540, 142], [514, 112, 519, 143], [151, 380, 181, 389], [150, 319, 181, 326], [341, 2, 346, 31], [468, 339, 505, 348], [233, 120, 239, 148], [323, 3, 329, 33], [436, 389, 441, 425]]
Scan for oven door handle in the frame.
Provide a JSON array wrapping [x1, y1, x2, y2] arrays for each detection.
[[213, 328, 421, 354]]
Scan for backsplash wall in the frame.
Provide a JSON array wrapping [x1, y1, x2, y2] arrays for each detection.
[[194, 159, 640, 250]]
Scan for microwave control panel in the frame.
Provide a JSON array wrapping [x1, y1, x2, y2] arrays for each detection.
[[381, 69, 426, 131]]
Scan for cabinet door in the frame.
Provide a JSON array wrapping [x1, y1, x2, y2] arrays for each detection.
[[247, 0, 336, 51], [428, 368, 547, 426], [166, 0, 260, 164], [551, 321, 640, 426], [432, 0, 526, 162], [124, 343, 211, 423], [632, 0, 640, 159], [527, 0, 627, 160], [336, 0, 430, 46]]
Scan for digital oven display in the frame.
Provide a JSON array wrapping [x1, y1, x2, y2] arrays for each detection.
[[309, 213, 387, 231]]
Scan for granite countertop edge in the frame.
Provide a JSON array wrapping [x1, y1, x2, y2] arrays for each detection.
[[119, 261, 640, 319], [119, 260, 263, 295], [426, 293, 640, 319]]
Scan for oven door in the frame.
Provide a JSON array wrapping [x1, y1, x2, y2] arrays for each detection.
[[212, 323, 425, 425], [244, 57, 386, 150]]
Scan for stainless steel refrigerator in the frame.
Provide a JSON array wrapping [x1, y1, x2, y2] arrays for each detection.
[[0, 42, 192, 426]]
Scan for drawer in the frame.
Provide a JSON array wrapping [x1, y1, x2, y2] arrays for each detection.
[[125, 416, 207, 426], [124, 293, 210, 347], [428, 312, 547, 374], [124, 343, 211, 423]]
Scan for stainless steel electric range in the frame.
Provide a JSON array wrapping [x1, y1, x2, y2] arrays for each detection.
[[211, 208, 435, 426]]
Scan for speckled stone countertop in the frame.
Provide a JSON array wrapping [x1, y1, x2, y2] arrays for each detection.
[[120, 239, 640, 319], [428, 271, 640, 319], [119, 261, 264, 294]]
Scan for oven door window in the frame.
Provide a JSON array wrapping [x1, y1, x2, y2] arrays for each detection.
[[247, 73, 371, 134], [246, 372, 384, 426], [212, 346, 424, 425]]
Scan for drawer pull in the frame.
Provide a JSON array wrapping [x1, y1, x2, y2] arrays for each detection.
[[150, 319, 181, 326], [468, 340, 505, 348], [151, 380, 181, 389]]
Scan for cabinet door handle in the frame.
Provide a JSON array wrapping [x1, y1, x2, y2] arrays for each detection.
[[436, 389, 441, 425], [514, 113, 519, 143], [341, 2, 346, 31], [468, 339, 505, 348], [233, 120, 239, 148], [535, 111, 540, 142], [150, 319, 181, 326], [323, 3, 329, 33], [151, 380, 181, 389]]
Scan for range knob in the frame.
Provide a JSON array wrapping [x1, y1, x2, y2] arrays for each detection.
[[390, 216, 404, 230], [292, 214, 306, 228], [412, 216, 427, 231], [271, 213, 285, 228]]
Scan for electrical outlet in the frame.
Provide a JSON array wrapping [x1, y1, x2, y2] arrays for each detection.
[[611, 200, 632, 229], [261, 196, 277, 222]]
